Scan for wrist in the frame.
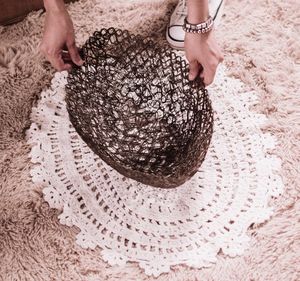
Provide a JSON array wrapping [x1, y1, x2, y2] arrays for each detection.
[[183, 16, 214, 35], [185, 30, 212, 40], [187, 0, 209, 23], [44, 0, 66, 13], [187, 12, 209, 24]]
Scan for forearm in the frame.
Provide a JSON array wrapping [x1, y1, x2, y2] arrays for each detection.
[[187, 0, 209, 23], [43, 0, 66, 12]]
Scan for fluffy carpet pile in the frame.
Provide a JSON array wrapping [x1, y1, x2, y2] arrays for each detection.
[[0, 0, 299, 280]]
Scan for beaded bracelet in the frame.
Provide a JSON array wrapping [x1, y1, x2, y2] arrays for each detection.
[[182, 16, 214, 34]]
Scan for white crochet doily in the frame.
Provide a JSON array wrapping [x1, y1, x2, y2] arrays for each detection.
[[26, 64, 283, 277]]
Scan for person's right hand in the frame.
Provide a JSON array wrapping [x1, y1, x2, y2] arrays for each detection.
[[39, 9, 84, 71]]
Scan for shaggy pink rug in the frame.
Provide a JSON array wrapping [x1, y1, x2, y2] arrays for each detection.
[[0, 0, 299, 280]]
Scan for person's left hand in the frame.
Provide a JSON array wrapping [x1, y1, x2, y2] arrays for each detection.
[[184, 30, 223, 86]]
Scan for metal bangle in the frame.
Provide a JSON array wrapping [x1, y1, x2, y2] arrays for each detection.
[[182, 16, 214, 34]]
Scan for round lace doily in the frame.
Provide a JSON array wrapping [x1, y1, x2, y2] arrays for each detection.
[[26, 64, 283, 277]]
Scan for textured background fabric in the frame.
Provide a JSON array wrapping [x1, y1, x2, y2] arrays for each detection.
[[0, 0, 73, 25], [0, 0, 299, 280]]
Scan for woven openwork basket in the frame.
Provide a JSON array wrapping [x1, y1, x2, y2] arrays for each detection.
[[65, 27, 214, 188]]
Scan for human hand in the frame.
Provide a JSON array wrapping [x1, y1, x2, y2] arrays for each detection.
[[39, 9, 83, 71], [184, 30, 223, 85]]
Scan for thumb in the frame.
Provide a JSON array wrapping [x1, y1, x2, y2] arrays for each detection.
[[188, 60, 200, 81], [67, 41, 84, 66], [200, 68, 215, 86]]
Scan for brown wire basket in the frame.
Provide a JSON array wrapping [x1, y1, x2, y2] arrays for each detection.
[[65, 27, 214, 188]]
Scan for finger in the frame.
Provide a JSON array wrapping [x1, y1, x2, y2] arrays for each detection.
[[67, 40, 84, 66], [218, 52, 224, 63], [61, 50, 76, 65], [200, 67, 216, 86], [40, 45, 71, 71], [188, 60, 200, 81], [49, 53, 72, 71]]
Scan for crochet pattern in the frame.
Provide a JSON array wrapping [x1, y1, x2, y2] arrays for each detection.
[[26, 63, 283, 277], [65, 28, 213, 188]]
